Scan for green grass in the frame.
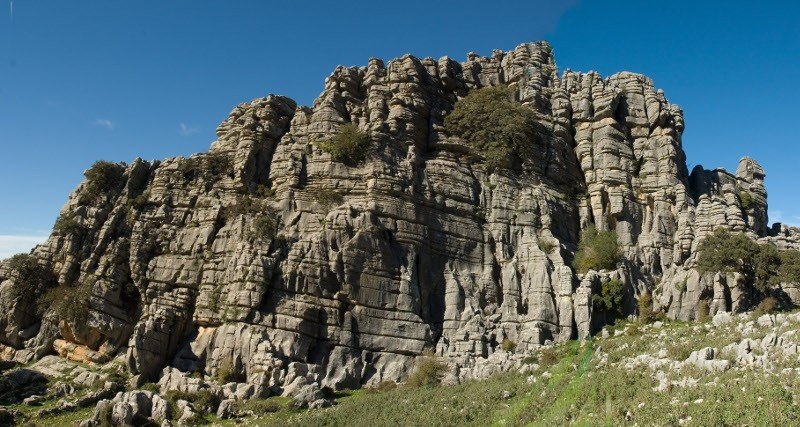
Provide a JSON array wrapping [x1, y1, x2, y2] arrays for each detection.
[[12, 313, 800, 426]]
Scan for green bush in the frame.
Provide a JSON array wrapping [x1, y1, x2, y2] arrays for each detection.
[[592, 279, 625, 319], [696, 229, 759, 275], [778, 250, 800, 283], [367, 381, 398, 393], [53, 214, 87, 235], [164, 389, 217, 413], [696, 299, 711, 323], [216, 360, 238, 385], [206, 152, 233, 178], [753, 296, 777, 317], [254, 183, 275, 199], [251, 214, 278, 240], [406, 354, 449, 388], [675, 278, 688, 293], [573, 225, 619, 273], [315, 123, 372, 165], [5, 254, 54, 306], [235, 398, 283, 414], [313, 188, 344, 214], [38, 278, 93, 321], [636, 291, 661, 324], [444, 86, 547, 172], [81, 161, 124, 203], [130, 192, 153, 210], [739, 191, 753, 210], [223, 195, 265, 220], [537, 239, 557, 254], [696, 229, 784, 293], [501, 339, 517, 352], [178, 153, 233, 183]]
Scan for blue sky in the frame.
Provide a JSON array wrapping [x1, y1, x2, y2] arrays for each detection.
[[1, 1, 798, 257]]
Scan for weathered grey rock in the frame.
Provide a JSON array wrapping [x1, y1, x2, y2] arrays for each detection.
[[216, 399, 236, 419], [0, 40, 797, 401]]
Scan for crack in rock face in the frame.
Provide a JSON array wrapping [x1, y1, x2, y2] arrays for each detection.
[[0, 41, 797, 410]]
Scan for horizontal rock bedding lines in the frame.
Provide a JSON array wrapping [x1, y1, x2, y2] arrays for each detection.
[[0, 41, 794, 401]]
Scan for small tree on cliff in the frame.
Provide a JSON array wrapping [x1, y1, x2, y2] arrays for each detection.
[[444, 86, 547, 172], [573, 225, 620, 274]]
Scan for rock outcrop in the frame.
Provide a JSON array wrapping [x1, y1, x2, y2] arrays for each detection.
[[0, 41, 796, 405]]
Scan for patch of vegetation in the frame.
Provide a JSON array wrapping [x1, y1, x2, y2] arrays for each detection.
[[178, 153, 233, 183], [130, 191, 153, 210], [53, 214, 87, 236], [739, 190, 753, 210], [501, 339, 517, 352], [234, 398, 284, 414], [4, 254, 55, 307], [367, 381, 398, 393], [312, 188, 344, 214], [573, 225, 619, 274], [216, 360, 239, 385], [444, 86, 547, 173], [537, 239, 557, 254], [696, 229, 798, 295], [636, 291, 662, 324], [778, 250, 800, 284], [251, 214, 278, 240], [207, 152, 234, 178], [675, 277, 688, 293], [405, 353, 449, 388], [696, 299, 711, 322], [592, 279, 625, 319], [38, 277, 93, 321], [223, 195, 269, 220], [79, 160, 124, 203], [753, 296, 777, 317], [315, 123, 372, 165], [254, 183, 275, 199], [164, 389, 218, 415]]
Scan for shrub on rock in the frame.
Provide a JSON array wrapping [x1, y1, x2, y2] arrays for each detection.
[[406, 354, 449, 388], [81, 160, 124, 203], [573, 225, 619, 273], [592, 279, 624, 319], [444, 86, 547, 172], [315, 123, 372, 165]]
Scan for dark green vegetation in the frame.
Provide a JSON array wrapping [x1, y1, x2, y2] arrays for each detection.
[[592, 279, 624, 319], [4, 254, 54, 310], [177, 152, 234, 183], [697, 229, 800, 297], [52, 214, 87, 235], [79, 161, 125, 204], [636, 291, 661, 324], [315, 123, 372, 165], [573, 225, 620, 274], [405, 353, 450, 388], [536, 238, 557, 254], [444, 86, 547, 172], [312, 188, 344, 215]]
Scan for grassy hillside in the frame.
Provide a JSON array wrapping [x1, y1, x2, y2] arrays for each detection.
[[6, 311, 800, 426], [214, 312, 800, 426]]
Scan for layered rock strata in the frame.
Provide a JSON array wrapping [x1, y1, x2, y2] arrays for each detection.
[[0, 42, 796, 401]]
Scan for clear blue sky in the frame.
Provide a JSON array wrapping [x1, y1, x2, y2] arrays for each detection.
[[1, 1, 798, 257]]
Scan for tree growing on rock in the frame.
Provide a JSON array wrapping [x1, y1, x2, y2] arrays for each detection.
[[315, 123, 372, 165], [444, 86, 547, 173], [573, 225, 620, 274], [80, 160, 125, 203]]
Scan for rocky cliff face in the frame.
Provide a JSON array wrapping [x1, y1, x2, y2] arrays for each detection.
[[1, 41, 797, 401]]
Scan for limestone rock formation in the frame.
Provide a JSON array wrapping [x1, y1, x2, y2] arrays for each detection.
[[0, 41, 797, 411]]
